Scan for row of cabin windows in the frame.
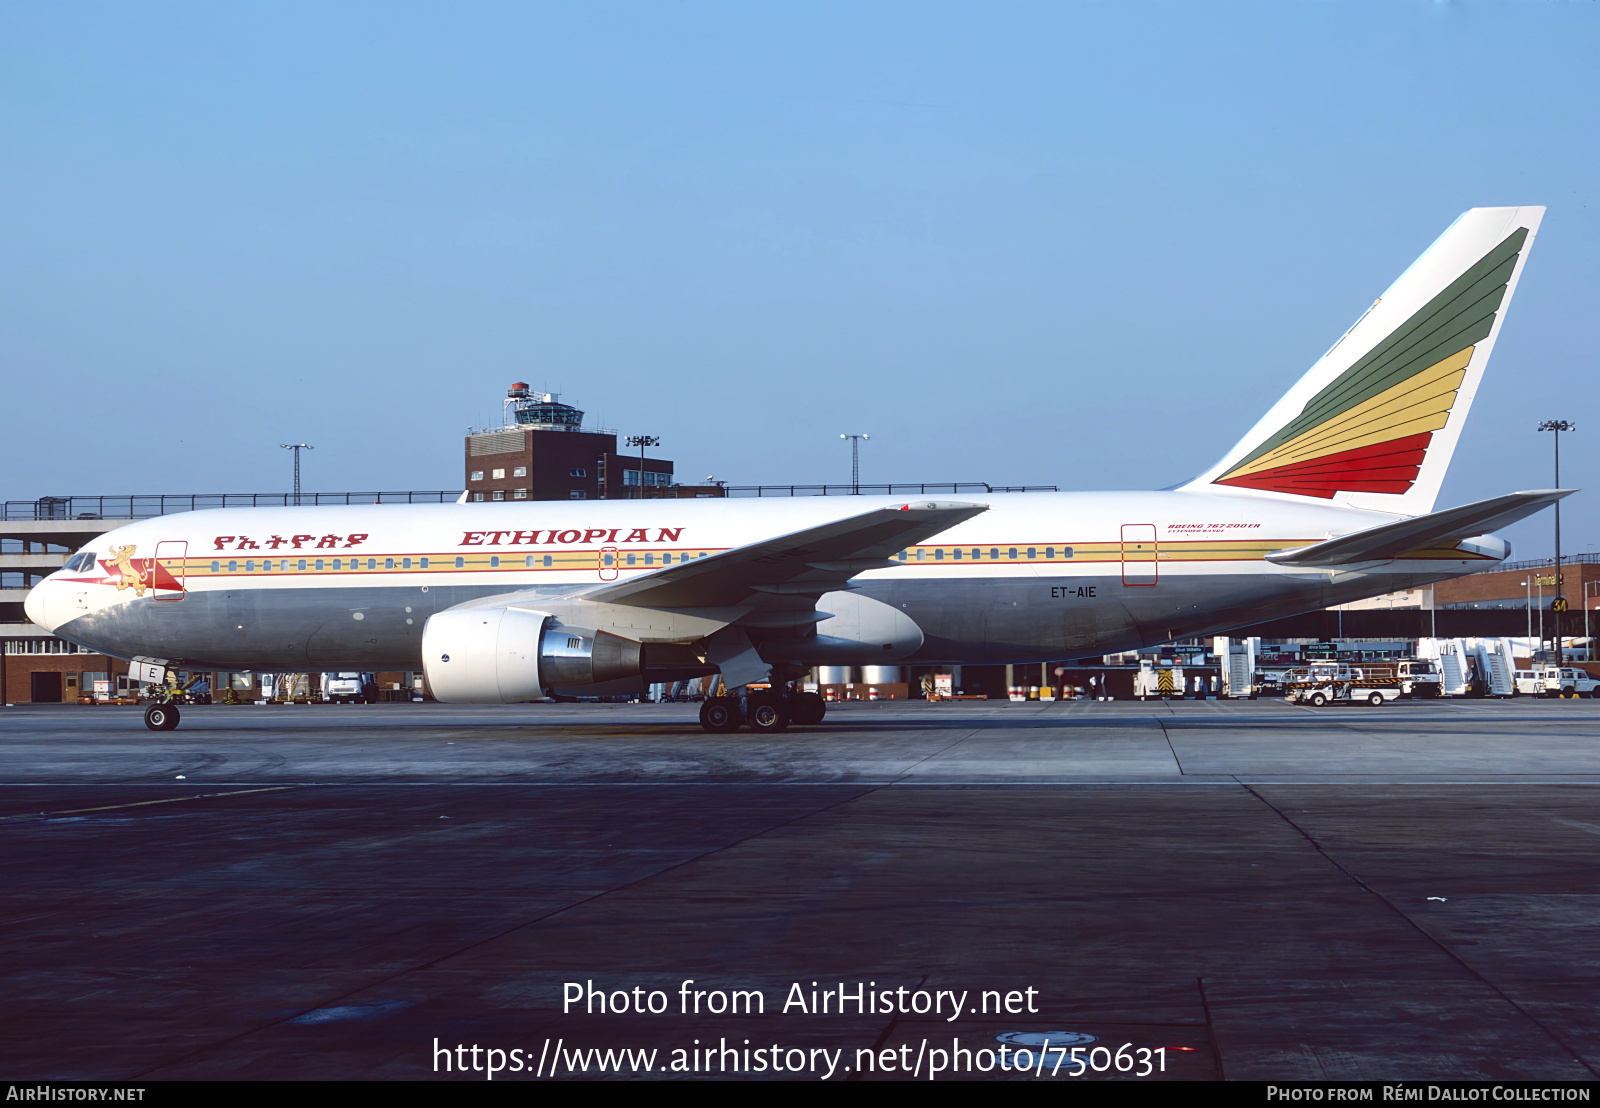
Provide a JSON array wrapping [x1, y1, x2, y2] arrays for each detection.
[[202, 549, 1075, 575], [896, 547, 1072, 561], [211, 557, 432, 573], [204, 551, 716, 574]]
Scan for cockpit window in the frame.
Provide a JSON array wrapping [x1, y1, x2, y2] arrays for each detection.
[[63, 552, 97, 573]]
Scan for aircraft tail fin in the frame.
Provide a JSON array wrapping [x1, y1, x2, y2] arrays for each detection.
[[1181, 207, 1544, 516]]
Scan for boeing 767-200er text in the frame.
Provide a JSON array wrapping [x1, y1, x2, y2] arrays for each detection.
[[26, 206, 1571, 732]]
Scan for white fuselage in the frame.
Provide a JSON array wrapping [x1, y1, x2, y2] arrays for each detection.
[[26, 490, 1506, 672]]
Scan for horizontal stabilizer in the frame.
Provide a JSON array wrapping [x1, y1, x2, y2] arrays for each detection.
[[1266, 490, 1574, 567], [583, 501, 988, 609]]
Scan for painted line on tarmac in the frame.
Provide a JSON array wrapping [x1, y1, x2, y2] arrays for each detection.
[[10, 777, 1600, 790], [0, 786, 293, 823]]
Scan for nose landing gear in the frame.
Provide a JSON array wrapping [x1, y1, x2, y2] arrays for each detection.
[[144, 703, 180, 731]]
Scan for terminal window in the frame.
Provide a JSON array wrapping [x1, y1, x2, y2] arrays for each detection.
[[570, 490, 586, 500], [470, 470, 483, 481], [569, 468, 586, 477], [513, 489, 528, 499], [492, 491, 505, 501], [513, 466, 527, 477], [492, 468, 505, 479]]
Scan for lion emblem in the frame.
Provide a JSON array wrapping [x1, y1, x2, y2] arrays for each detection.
[[104, 544, 149, 596]]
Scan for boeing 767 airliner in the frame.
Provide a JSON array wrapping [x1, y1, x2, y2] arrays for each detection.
[[26, 206, 1569, 732]]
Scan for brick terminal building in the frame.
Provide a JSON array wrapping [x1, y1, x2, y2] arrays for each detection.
[[1432, 556, 1600, 616]]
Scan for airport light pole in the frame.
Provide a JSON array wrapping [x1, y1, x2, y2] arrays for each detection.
[[841, 434, 868, 494], [1538, 577, 1545, 649], [1538, 420, 1574, 664], [280, 444, 314, 506], [1586, 579, 1600, 658], [626, 435, 659, 500]]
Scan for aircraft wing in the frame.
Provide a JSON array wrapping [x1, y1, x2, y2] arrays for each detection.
[[581, 500, 988, 609], [1266, 489, 1575, 568]]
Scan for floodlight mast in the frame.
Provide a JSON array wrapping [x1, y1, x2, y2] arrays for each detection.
[[1538, 420, 1574, 665], [280, 444, 314, 506], [625, 435, 660, 499], [840, 434, 869, 494]]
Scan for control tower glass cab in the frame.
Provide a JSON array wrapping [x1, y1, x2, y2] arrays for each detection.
[[504, 382, 583, 431]]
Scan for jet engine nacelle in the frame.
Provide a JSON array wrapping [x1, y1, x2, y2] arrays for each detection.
[[422, 606, 643, 702]]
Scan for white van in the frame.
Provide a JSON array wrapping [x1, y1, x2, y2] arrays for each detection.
[[1537, 667, 1600, 698], [322, 672, 378, 704]]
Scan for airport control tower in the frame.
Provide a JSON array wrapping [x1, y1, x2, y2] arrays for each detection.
[[463, 383, 676, 501]]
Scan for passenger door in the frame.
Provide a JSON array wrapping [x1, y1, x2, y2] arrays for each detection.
[[153, 541, 187, 600], [1120, 524, 1158, 586]]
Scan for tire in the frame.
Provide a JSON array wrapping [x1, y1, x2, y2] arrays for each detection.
[[699, 697, 742, 733], [792, 691, 826, 726], [1368, 692, 1384, 707], [144, 703, 180, 731], [1563, 687, 1575, 699], [745, 693, 790, 733], [1589, 688, 1600, 699], [1310, 693, 1327, 707]]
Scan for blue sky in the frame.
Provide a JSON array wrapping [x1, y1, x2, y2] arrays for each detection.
[[3, 1, 1596, 558]]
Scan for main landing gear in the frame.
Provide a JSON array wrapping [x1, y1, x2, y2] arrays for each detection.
[[144, 703, 180, 731], [698, 690, 827, 734]]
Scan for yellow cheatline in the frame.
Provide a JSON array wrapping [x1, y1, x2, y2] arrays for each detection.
[[1224, 347, 1473, 479]]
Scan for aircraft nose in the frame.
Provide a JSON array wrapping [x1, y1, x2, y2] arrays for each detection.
[[24, 579, 61, 633]]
